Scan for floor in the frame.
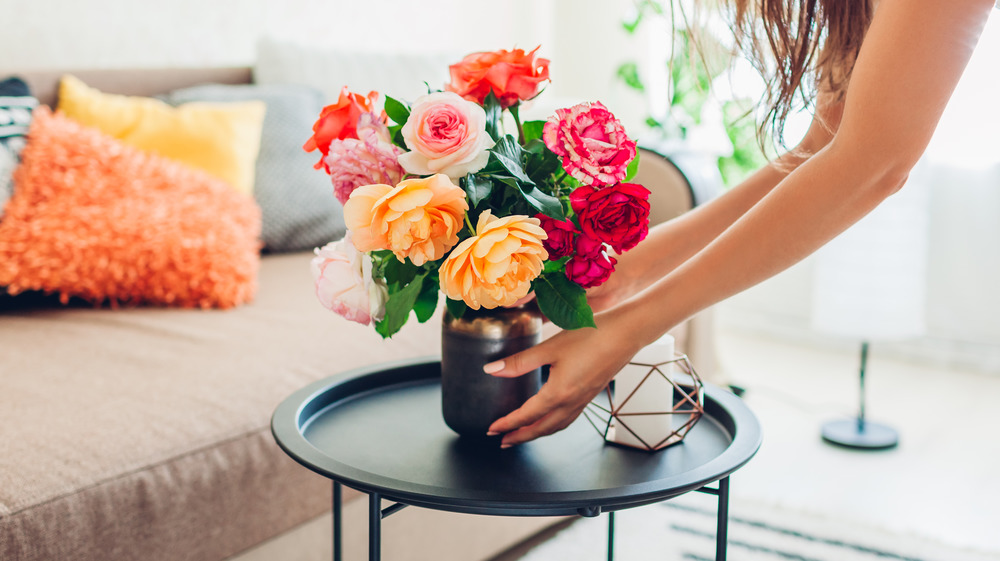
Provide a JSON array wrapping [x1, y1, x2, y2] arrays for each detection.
[[710, 312, 1000, 556]]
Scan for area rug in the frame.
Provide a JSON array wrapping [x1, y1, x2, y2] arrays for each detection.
[[512, 494, 1000, 561]]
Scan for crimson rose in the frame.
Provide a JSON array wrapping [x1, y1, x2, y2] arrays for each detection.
[[566, 249, 616, 289], [570, 182, 651, 253], [535, 214, 577, 259]]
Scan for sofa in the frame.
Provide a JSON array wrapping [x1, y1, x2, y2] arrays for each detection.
[[0, 63, 717, 561]]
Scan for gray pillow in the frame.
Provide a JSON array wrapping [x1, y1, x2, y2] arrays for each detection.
[[1, 76, 37, 220], [162, 83, 346, 253]]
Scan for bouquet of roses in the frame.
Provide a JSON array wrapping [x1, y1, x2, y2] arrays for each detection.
[[305, 47, 651, 338]]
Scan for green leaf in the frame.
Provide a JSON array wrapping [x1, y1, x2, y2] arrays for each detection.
[[543, 256, 570, 274], [462, 174, 494, 208], [533, 273, 595, 330], [483, 92, 503, 142], [413, 275, 440, 323], [616, 62, 644, 92], [382, 256, 418, 286], [521, 185, 565, 220], [375, 273, 426, 338], [624, 151, 641, 183], [445, 297, 467, 320], [383, 96, 410, 126], [522, 120, 547, 144], [491, 136, 534, 186]]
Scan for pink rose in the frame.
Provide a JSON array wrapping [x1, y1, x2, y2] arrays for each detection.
[[570, 182, 650, 253], [565, 248, 616, 289], [324, 113, 405, 205], [543, 102, 637, 186], [398, 91, 495, 179], [535, 213, 577, 259], [310, 233, 388, 326]]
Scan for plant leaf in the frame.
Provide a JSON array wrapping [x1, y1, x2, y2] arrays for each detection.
[[624, 151, 641, 182], [542, 256, 570, 274], [413, 274, 440, 323], [521, 185, 565, 220], [483, 92, 503, 142], [522, 120, 547, 144], [445, 297, 467, 320], [490, 136, 534, 186], [462, 173, 494, 208], [384, 96, 410, 126], [533, 273, 595, 330], [375, 273, 426, 338], [381, 255, 418, 287]]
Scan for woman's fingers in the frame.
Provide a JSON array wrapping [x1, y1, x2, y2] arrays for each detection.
[[483, 345, 548, 378], [487, 390, 555, 435], [498, 403, 585, 448]]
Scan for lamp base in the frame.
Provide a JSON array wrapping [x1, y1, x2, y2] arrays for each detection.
[[821, 419, 899, 450]]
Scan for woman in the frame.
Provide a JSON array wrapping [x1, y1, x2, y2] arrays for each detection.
[[485, 0, 997, 448]]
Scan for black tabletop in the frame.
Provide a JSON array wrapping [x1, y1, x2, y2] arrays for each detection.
[[272, 358, 761, 517]]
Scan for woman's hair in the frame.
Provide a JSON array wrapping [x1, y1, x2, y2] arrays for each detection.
[[725, 0, 874, 146]]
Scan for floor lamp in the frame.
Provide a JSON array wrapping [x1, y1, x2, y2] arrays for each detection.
[[811, 165, 931, 451]]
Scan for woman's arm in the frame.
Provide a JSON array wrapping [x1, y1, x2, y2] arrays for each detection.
[[487, 0, 995, 447], [589, 93, 844, 312]]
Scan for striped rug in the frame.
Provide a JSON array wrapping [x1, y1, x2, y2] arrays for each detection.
[[513, 495, 999, 561]]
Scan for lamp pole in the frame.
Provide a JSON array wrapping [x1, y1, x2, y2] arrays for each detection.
[[820, 341, 899, 450]]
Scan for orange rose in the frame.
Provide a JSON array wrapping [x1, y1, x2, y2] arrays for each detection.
[[343, 174, 468, 266], [439, 211, 548, 309], [303, 87, 379, 170], [445, 47, 550, 108]]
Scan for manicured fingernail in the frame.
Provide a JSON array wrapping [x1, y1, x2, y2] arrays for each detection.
[[483, 361, 504, 374], [486, 431, 500, 437], [500, 443, 512, 449]]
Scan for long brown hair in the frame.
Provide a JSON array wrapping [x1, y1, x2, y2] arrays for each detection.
[[727, 0, 874, 146]]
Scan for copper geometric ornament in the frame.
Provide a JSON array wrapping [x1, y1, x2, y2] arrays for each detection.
[[583, 354, 705, 452]]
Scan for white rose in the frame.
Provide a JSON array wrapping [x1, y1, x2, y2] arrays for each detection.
[[310, 233, 388, 326]]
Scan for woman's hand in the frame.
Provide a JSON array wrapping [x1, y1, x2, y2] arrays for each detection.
[[484, 306, 648, 448]]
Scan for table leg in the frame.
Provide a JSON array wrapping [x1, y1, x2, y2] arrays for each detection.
[[369, 492, 382, 561], [332, 482, 342, 561], [607, 510, 615, 561], [715, 476, 730, 561]]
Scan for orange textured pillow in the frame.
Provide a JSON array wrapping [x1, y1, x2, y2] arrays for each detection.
[[0, 108, 261, 309]]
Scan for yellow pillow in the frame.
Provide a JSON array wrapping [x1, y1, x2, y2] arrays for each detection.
[[57, 75, 266, 195]]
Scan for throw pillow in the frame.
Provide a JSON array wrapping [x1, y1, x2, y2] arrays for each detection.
[[56, 75, 266, 195], [0, 108, 262, 309], [0, 76, 38, 218], [161, 83, 346, 253]]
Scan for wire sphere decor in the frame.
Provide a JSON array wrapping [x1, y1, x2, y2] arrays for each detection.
[[583, 354, 706, 452]]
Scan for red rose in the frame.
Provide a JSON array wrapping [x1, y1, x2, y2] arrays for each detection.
[[566, 250, 616, 289], [304, 87, 379, 170], [445, 47, 550, 108], [535, 213, 577, 259], [543, 102, 637, 186], [570, 182, 650, 253]]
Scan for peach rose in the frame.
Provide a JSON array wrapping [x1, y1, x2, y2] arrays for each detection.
[[439, 211, 548, 309], [311, 233, 388, 326], [397, 92, 494, 180], [343, 174, 468, 266]]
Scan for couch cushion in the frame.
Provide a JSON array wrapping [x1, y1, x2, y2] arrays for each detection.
[[160, 83, 347, 253], [0, 252, 443, 561], [0, 76, 37, 218]]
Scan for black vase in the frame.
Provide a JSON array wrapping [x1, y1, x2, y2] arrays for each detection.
[[440, 303, 544, 438]]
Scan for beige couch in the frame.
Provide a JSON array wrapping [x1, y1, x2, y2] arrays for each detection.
[[0, 68, 716, 561]]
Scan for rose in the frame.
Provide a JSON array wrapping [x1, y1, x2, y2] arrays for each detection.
[[343, 174, 468, 266], [324, 113, 405, 205], [534, 213, 577, 259], [445, 47, 551, 108], [570, 182, 651, 253], [310, 233, 388, 326], [303, 87, 380, 171], [565, 246, 616, 289], [543, 102, 637, 186], [439, 211, 548, 309], [397, 91, 494, 179]]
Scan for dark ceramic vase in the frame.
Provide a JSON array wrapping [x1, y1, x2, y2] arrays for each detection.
[[440, 303, 544, 438]]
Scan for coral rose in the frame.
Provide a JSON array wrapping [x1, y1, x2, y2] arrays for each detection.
[[304, 87, 380, 171], [445, 46, 551, 108], [343, 174, 469, 266], [440, 211, 548, 309], [311, 233, 389, 326], [398, 91, 494, 180], [543, 102, 637, 186], [570, 182, 651, 253], [324, 113, 405, 205]]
